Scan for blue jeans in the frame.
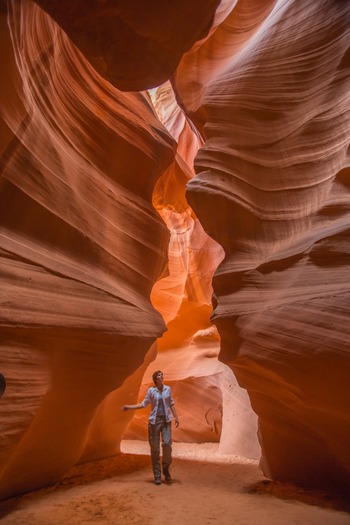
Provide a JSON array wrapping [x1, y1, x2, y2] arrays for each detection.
[[148, 416, 172, 479]]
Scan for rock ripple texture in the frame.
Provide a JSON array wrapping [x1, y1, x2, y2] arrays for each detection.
[[179, 0, 350, 488], [0, 0, 350, 498], [0, 0, 175, 499]]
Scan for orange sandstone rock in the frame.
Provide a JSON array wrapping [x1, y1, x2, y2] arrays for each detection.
[[1, 0, 349, 500], [0, 1, 174, 499], [181, 0, 350, 489], [33, 0, 221, 91]]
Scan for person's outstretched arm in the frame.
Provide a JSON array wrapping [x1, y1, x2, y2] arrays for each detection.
[[122, 387, 151, 412], [122, 403, 143, 411]]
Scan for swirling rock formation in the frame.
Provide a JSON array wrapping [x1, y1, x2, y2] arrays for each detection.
[[179, 0, 350, 488], [0, 0, 175, 499], [1, 0, 349, 500]]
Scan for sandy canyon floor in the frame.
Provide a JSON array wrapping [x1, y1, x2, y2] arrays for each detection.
[[0, 441, 349, 525]]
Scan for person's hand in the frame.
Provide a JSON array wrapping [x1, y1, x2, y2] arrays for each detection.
[[175, 417, 179, 428], [122, 406, 129, 411]]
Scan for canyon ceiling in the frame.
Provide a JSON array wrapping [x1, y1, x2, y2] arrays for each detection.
[[0, 0, 349, 499]]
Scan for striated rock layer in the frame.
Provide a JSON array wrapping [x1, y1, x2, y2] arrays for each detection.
[[1, 0, 350, 499], [0, 0, 253, 500], [179, 0, 350, 488], [0, 0, 175, 499]]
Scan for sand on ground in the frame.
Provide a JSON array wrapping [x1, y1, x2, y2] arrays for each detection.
[[0, 441, 349, 525]]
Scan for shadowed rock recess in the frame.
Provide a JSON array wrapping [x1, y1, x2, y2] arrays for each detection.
[[0, 0, 349, 499]]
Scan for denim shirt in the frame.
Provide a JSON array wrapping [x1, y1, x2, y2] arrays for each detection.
[[141, 385, 175, 424]]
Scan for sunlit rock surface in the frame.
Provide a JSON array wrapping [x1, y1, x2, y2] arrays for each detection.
[[1, 0, 350, 500], [126, 324, 260, 460], [126, 82, 259, 459]]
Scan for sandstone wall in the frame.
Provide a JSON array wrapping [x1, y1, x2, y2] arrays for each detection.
[[0, 0, 174, 499], [178, 0, 350, 488], [0, 0, 349, 498]]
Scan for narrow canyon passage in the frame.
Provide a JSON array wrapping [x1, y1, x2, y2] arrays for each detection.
[[0, 0, 350, 511]]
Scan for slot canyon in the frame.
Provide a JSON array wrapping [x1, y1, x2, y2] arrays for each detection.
[[0, 0, 350, 522]]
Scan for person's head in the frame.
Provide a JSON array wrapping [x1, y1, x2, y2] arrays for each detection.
[[152, 370, 163, 385]]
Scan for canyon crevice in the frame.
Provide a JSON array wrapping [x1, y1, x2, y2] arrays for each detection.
[[0, 0, 349, 499]]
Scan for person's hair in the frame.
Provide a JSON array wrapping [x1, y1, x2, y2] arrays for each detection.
[[152, 370, 163, 384]]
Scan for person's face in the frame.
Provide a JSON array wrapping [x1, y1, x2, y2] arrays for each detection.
[[155, 372, 164, 386]]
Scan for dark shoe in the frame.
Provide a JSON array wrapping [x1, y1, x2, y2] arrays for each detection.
[[163, 468, 171, 482], [154, 478, 162, 485]]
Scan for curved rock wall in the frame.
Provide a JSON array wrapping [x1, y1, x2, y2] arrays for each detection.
[[33, 0, 221, 91], [180, 0, 350, 488], [0, 0, 349, 498], [0, 0, 174, 499]]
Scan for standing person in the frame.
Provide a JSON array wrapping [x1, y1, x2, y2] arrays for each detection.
[[122, 370, 179, 485]]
